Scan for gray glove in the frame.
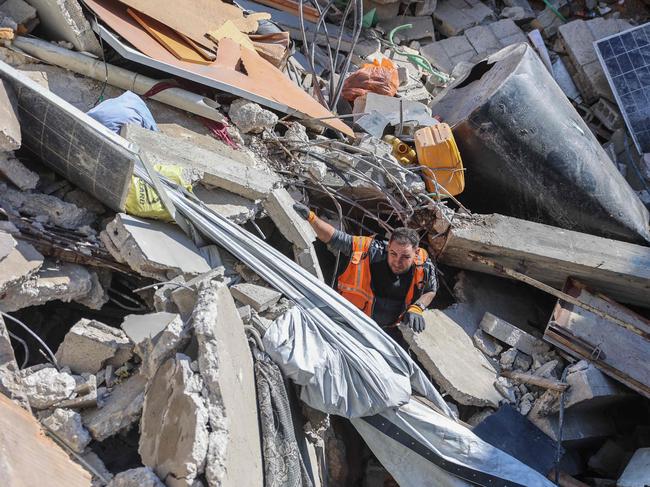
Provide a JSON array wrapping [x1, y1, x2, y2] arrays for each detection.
[[403, 305, 426, 333], [293, 202, 311, 220]]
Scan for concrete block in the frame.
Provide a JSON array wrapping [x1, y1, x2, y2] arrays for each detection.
[[0, 315, 31, 410], [82, 373, 147, 441], [465, 24, 501, 53], [434, 0, 495, 37], [21, 366, 76, 409], [420, 36, 476, 73], [23, 0, 102, 55], [140, 354, 209, 486], [400, 309, 502, 407], [41, 408, 91, 453], [502, 0, 535, 20], [363, 0, 400, 21], [121, 312, 189, 379], [192, 283, 263, 487], [1, 0, 37, 25], [263, 188, 323, 280], [0, 260, 107, 312], [548, 361, 629, 414], [228, 99, 278, 134], [618, 449, 650, 487], [55, 319, 132, 374], [0, 232, 43, 294], [472, 329, 503, 357], [480, 312, 550, 356], [0, 152, 39, 190], [230, 282, 282, 312], [101, 213, 213, 281], [559, 18, 633, 103], [0, 79, 20, 150], [106, 467, 165, 487], [378, 16, 434, 42]]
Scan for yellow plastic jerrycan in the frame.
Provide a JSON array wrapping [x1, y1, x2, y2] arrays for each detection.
[[414, 123, 465, 197]]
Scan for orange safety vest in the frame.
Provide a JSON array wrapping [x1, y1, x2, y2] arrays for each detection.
[[337, 236, 428, 318]]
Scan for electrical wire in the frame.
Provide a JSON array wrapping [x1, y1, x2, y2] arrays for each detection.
[[1, 311, 58, 368], [7, 331, 29, 368]]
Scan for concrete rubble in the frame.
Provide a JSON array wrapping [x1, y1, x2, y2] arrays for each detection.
[[0, 0, 648, 484]]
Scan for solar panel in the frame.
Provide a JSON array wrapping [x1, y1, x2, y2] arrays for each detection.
[[595, 22, 650, 154]]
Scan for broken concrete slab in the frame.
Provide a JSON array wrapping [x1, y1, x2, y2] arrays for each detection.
[[0, 232, 43, 294], [0, 393, 92, 487], [230, 282, 282, 312], [140, 354, 209, 486], [0, 78, 20, 150], [21, 366, 76, 409], [588, 439, 631, 477], [352, 92, 438, 127], [192, 283, 263, 486], [23, 0, 102, 55], [0, 152, 39, 190], [121, 123, 278, 200], [102, 213, 213, 281], [55, 318, 132, 374], [559, 18, 632, 104], [193, 185, 259, 224], [82, 373, 147, 441], [0, 0, 38, 26], [479, 312, 549, 356], [0, 60, 137, 210], [121, 312, 189, 379], [618, 448, 650, 487], [0, 185, 95, 229], [0, 260, 107, 312], [0, 314, 31, 410], [433, 0, 495, 37], [400, 309, 502, 407], [472, 328, 503, 357], [106, 467, 165, 487], [263, 187, 323, 280], [41, 407, 92, 453], [441, 213, 650, 308]]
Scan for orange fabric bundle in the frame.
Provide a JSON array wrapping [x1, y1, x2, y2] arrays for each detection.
[[341, 58, 399, 102]]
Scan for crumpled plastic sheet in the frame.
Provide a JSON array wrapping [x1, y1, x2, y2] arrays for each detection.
[[130, 164, 556, 486]]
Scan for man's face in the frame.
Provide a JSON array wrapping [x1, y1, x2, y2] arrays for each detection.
[[387, 240, 416, 275]]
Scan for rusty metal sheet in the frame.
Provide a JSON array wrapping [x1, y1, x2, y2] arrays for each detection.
[[83, 0, 353, 136], [544, 278, 650, 398], [0, 393, 92, 487]]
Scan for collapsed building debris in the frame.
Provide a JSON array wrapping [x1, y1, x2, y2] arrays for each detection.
[[0, 0, 648, 484]]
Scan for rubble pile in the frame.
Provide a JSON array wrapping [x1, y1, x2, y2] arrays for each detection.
[[0, 0, 649, 485]]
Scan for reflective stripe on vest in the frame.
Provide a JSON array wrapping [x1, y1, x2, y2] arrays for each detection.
[[337, 236, 429, 320]]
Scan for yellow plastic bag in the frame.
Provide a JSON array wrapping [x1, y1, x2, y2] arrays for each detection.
[[125, 164, 192, 222]]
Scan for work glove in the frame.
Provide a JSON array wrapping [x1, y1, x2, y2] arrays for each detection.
[[403, 304, 426, 333], [293, 202, 316, 222]]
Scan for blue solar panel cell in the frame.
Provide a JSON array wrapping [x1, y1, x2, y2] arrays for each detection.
[[595, 22, 650, 153]]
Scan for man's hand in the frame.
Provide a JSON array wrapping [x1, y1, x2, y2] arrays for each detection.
[[403, 304, 426, 333], [293, 202, 315, 222]]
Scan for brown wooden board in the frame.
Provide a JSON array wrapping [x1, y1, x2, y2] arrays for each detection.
[[544, 278, 650, 398], [84, 0, 353, 136], [127, 8, 212, 64], [0, 394, 92, 487]]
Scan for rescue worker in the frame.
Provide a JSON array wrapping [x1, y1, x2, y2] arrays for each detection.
[[293, 202, 437, 334]]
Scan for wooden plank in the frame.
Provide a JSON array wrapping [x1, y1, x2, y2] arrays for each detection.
[[440, 213, 650, 308], [0, 394, 92, 487], [127, 8, 212, 64], [544, 278, 650, 398], [250, 0, 320, 23], [84, 0, 353, 136], [206, 20, 256, 50], [116, 0, 266, 46]]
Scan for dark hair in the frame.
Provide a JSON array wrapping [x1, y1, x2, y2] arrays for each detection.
[[389, 227, 419, 248]]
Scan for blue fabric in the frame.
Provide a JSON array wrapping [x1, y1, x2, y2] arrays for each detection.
[[86, 91, 158, 133]]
